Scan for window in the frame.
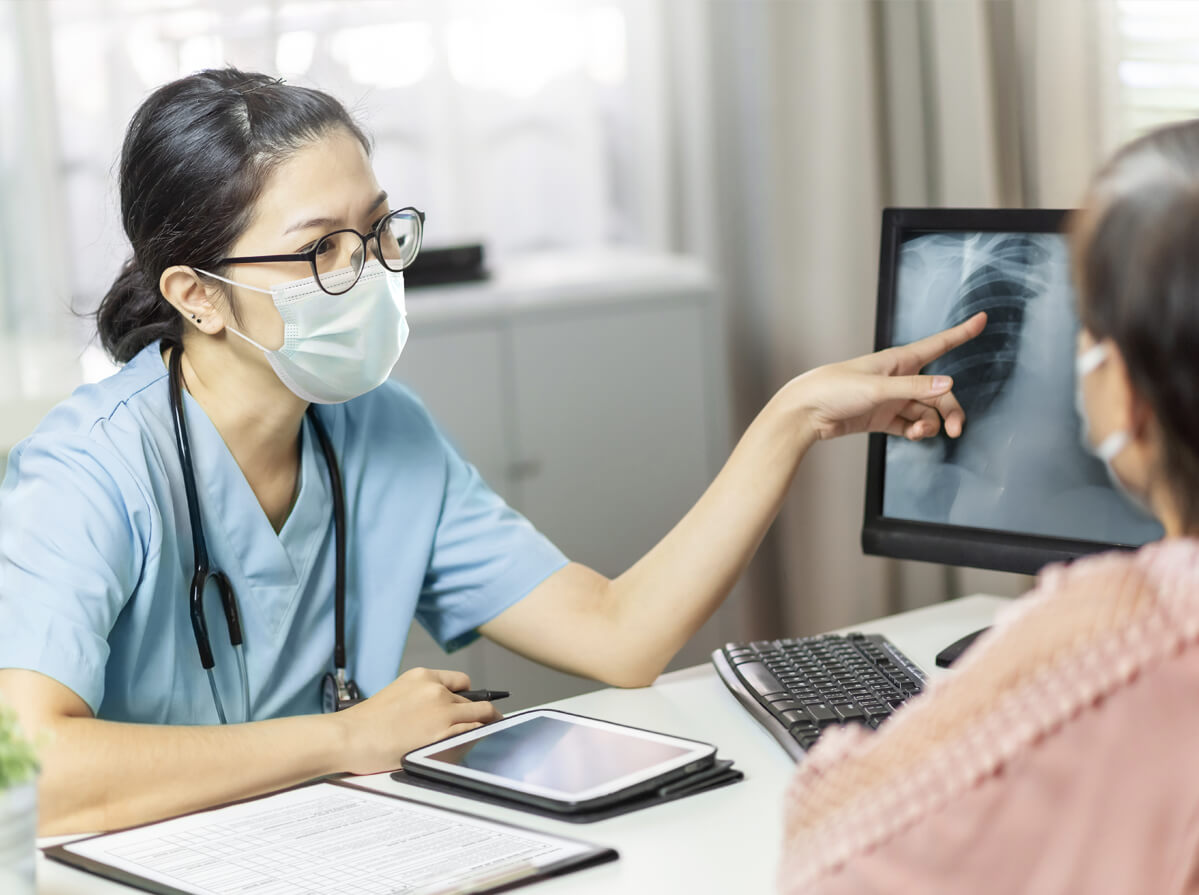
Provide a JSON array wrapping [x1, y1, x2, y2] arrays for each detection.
[[1113, 0, 1199, 138], [39, 0, 670, 321]]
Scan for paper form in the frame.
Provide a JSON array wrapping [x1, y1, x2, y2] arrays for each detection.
[[60, 781, 600, 894]]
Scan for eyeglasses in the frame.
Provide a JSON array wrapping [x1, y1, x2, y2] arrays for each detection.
[[216, 207, 425, 296]]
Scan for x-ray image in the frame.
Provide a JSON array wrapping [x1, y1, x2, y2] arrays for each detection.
[[882, 231, 1164, 547]]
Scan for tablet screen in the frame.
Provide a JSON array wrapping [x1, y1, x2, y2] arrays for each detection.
[[422, 715, 693, 796]]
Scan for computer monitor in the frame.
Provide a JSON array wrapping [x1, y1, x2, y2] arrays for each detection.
[[861, 208, 1164, 577]]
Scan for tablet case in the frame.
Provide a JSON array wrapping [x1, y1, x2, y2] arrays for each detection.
[[391, 758, 743, 824]]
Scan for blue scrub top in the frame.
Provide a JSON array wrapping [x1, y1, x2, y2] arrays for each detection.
[[0, 342, 568, 724]]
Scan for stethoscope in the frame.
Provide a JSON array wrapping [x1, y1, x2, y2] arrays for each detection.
[[168, 347, 362, 722]]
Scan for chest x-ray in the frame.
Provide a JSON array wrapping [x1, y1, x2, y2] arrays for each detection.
[[883, 231, 1164, 547]]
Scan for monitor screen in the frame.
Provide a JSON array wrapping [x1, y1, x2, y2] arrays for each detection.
[[862, 209, 1163, 575]]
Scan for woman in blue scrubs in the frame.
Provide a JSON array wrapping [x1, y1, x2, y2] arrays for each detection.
[[0, 69, 983, 835]]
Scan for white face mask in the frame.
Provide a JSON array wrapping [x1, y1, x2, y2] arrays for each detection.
[[1074, 341, 1151, 514], [196, 260, 409, 404]]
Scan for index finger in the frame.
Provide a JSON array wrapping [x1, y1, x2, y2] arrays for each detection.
[[429, 669, 471, 692], [895, 311, 987, 371]]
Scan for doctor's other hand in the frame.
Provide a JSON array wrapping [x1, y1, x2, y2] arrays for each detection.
[[333, 667, 502, 776], [787, 311, 986, 443]]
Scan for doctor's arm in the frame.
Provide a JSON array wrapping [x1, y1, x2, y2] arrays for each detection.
[[479, 313, 985, 688], [0, 666, 498, 835]]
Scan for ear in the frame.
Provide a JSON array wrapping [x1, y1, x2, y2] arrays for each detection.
[[159, 266, 230, 336], [1106, 343, 1155, 442]]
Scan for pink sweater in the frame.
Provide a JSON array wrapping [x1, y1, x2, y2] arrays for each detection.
[[780, 539, 1199, 895]]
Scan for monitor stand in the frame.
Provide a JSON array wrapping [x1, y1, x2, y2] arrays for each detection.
[[934, 627, 990, 668]]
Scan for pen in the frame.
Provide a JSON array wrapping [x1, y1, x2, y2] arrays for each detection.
[[457, 689, 509, 702]]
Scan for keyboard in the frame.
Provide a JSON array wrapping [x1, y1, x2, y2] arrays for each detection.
[[711, 632, 926, 760]]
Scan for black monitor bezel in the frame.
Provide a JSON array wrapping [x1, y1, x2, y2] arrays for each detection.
[[861, 206, 1138, 576]]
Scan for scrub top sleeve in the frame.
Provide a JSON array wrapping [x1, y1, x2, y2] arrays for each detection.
[[0, 434, 148, 714], [416, 430, 568, 653]]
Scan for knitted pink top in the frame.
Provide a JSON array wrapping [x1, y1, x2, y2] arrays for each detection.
[[780, 539, 1199, 895]]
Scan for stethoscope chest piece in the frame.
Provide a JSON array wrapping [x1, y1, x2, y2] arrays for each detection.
[[322, 669, 363, 713]]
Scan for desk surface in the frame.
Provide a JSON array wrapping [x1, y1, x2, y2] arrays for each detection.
[[36, 595, 1009, 895]]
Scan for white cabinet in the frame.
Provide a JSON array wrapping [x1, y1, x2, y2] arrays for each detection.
[[391, 251, 736, 708]]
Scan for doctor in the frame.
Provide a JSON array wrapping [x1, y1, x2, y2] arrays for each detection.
[[0, 68, 983, 835]]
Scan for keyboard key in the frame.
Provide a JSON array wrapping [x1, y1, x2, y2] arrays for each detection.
[[734, 662, 786, 697], [806, 704, 837, 725], [768, 700, 804, 715], [832, 704, 866, 722]]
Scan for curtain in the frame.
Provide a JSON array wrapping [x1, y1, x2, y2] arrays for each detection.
[[664, 0, 1115, 637], [0, 1, 80, 473], [0, 1, 78, 398]]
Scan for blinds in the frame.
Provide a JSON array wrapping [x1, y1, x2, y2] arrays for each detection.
[[1115, 0, 1199, 137]]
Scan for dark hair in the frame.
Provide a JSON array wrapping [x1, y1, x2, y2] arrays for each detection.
[[97, 68, 370, 363], [1072, 118, 1199, 528]]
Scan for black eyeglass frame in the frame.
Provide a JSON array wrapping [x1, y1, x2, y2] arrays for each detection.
[[214, 206, 426, 295]]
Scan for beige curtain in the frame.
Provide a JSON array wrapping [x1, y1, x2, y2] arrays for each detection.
[[666, 0, 1115, 637]]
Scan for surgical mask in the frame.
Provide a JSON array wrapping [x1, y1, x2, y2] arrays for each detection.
[[1074, 341, 1150, 514], [197, 260, 408, 404]]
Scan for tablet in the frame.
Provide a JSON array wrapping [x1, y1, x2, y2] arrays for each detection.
[[402, 709, 717, 812]]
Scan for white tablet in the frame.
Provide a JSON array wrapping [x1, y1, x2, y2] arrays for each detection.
[[402, 709, 717, 812]]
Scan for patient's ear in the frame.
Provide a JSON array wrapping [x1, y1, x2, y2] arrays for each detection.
[[159, 266, 227, 335], [1099, 343, 1138, 433]]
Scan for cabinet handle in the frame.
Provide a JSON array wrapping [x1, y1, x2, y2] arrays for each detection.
[[507, 459, 543, 481]]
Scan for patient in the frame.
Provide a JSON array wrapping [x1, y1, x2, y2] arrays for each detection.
[[780, 119, 1199, 894]]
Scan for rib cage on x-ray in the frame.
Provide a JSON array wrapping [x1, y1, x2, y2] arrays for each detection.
[[924, 235, 1048, 461], [884, 232, 1164, 547]]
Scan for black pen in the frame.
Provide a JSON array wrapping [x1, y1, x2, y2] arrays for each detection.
[[458, 689, 509, 702]]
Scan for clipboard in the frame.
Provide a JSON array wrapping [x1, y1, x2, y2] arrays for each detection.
[[44, 779, 617, 895]]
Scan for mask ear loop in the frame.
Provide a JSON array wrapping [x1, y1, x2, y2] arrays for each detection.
[[193, 268, 276, 352], [1094, 430, 1131, 463], [1077, 342, 1132, 463], [1076, 342, 1109, 377]]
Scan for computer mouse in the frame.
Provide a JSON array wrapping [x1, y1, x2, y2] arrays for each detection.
[[934, 626, 989, 668]]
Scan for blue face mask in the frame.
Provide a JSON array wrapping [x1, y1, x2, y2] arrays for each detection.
[[196, 260, 408, 404], [1074, 341, 1152, 515]]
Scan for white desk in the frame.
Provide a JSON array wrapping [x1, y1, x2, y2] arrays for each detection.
[[35, 595, 1008, 894]]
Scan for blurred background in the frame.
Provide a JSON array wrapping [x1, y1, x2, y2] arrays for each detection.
[[2, 0, 1197, 705]]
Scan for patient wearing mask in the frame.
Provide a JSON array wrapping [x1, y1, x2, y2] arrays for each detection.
[[780, 119, 1199, 894]]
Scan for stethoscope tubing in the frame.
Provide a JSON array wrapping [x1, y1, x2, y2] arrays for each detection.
[[168, 345, 349, 724]]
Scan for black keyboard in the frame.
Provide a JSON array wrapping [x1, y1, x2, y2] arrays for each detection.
[[711, 633, 926, 760]]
